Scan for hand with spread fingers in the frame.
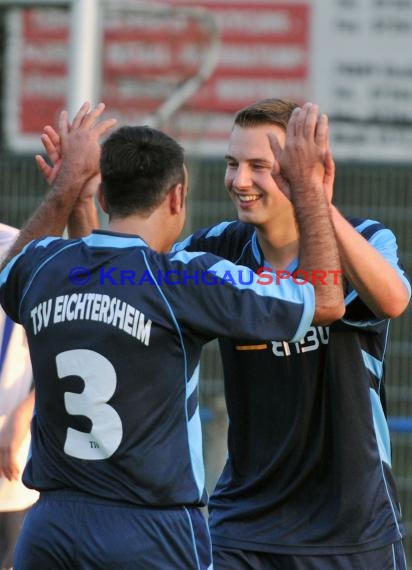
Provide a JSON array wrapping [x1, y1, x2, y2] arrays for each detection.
[[35, 103, 110, 236], [271, 103, 327, 193], [56, 102, 116, 188], [269, 103, 334, 204], [36, 102, 115, 186]]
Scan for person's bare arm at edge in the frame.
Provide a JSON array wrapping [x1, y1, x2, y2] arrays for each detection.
[[35, 119, 101, 237], [272, 103, 344, 325], [322, 152, 409, 318], [0, 389, 35, 481], [1, 102, 116, 270]]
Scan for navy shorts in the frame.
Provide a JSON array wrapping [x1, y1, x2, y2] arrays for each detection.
[[14, 490, 212, 569], [212, 541, 407, 570]]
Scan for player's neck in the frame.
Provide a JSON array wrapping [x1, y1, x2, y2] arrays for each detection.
[[108, 213, 173, 253], [256, 223, 299, 270]]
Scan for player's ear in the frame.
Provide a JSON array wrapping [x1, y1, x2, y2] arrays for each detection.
[[168, 183, 184, 215], [97, 184, 108, 213]]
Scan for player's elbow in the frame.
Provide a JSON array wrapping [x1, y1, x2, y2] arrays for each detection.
[[312, 301, 345, 326], [374, 288, 410, 319], [312, 282, 346, 324]]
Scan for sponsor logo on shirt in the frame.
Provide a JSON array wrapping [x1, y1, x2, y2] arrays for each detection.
[[271, 326, 330, 356]]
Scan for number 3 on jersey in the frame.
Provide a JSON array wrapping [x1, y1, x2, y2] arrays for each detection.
[[56, 349, 123, 460]]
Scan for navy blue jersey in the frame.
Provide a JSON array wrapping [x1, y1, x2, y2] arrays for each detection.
[[0, 230, 314, 508], [173, 218, 411, 554]]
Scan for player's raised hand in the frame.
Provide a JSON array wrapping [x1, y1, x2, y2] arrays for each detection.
[[278, 103, 327, 194], [36, 106, 106, 208], [57, 102, 117, 185], [36, 102, 116, 188]]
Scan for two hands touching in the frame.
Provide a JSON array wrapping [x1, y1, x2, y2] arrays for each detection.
[[36, 102, 117, 237], [36, 101, 115, 188], [269, 102, 335, 205]]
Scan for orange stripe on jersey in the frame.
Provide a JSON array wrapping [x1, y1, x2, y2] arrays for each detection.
[[235, 344, 268, 351]]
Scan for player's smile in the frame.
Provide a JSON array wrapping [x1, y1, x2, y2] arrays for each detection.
[[233, 191, 262, 207]]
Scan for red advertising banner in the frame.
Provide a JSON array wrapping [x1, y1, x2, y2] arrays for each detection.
[[5, 1, 310, 154]]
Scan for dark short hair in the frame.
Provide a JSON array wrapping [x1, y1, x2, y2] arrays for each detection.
[[100, 126, 185, 218], [234, 98, 298, 131]]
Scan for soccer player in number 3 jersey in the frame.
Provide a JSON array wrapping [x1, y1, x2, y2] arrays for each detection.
[[0, 102, 343, 569]]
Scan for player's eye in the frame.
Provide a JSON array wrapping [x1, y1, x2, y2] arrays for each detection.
[[252, 163, 267, 171]]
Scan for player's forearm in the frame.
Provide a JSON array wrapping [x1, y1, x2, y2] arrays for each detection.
[[68, 172, 102, 238], [292, 181, 344, 325], [13, 389, 35, 430], [68, 198, 99, 238], [331, 206, 410, 318], [0, 389, 35, 481]]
